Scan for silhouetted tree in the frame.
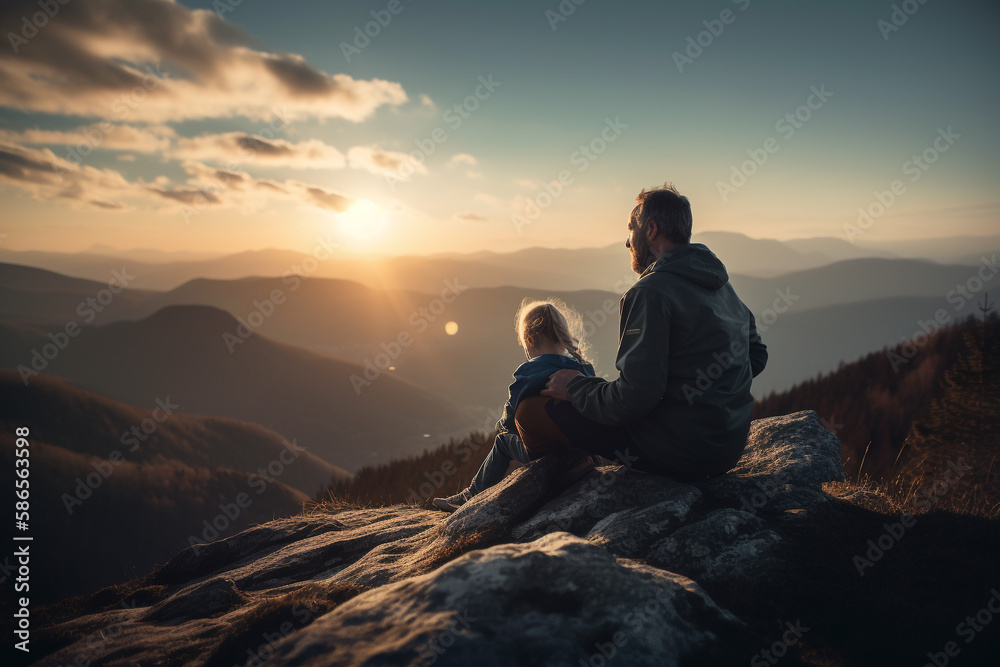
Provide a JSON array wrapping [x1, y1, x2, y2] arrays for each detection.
[[897, 296, 999, 513]]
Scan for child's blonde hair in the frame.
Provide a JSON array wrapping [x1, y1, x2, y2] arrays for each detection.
[[515, 297, 590, 365]]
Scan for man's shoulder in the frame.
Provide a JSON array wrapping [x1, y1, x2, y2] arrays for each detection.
[[624, 277, 671, 303]]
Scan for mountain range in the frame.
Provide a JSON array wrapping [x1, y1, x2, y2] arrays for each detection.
[[0, 371, 340, 603], [4, 230, 996, 292]]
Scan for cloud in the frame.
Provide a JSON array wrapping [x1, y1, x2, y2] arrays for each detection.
[[515, 178, 538, 189], [474, 192, 500, 206], [0, 124, 379, 173], [0, 141, 138, 210], [454, 212, 487, 222], [148, 186, 221, 206], [347, 146, 427, 178], [0, 124, 176, 153], [171, 132, 346, 169], [178, 161, 355, 212], [0, 141, 355, 214], [447, 153, 477, 167], [0, 0, 407, 123], [297, 184, 353, 212]]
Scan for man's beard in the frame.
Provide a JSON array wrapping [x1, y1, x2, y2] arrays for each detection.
[[629, 235, 654, 274]]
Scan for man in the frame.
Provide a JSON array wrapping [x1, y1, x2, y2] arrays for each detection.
[[515, 182, 767, 480]]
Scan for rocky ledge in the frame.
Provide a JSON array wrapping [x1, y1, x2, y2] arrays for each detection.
[[32, 411, 846, 666]]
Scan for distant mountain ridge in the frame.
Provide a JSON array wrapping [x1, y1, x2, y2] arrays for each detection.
[[0, 371, 329, 603], [3, 231, 995, 292], [0, 254, 990, 405], [0, 305, 474, 472]]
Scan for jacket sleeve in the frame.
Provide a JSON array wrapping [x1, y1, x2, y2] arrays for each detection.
[[565, 286, 670, 425], [747, 308, 767, 378]]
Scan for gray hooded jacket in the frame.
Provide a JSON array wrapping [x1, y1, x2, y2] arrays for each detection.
[[566, 243, 767, 477]]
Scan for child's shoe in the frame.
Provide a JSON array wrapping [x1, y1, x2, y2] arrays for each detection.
[[432, 488, 472, 513]]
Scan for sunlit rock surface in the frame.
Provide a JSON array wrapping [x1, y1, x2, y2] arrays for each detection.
[[33, 410, 844, 666]]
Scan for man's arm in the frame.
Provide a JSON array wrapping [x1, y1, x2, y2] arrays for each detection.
[[747, 307, 767, 378], [564, 287, 670, 425]]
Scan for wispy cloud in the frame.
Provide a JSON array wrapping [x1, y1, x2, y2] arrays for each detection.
[[172, 133, 346, 169], [447, 153, 477, 167], [0, 141, 137, 210], [0, 125, 175, 153], [347, 146, 427, 178], [0, 141, 354, 213]]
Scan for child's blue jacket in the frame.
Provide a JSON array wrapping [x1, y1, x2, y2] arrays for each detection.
[[496, 354, 597, 434]]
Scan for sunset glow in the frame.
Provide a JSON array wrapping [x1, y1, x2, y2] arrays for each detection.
[[0, 1, 996, 257]]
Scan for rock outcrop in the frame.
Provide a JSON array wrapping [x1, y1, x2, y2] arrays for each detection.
[[33, 410, 844, 666]]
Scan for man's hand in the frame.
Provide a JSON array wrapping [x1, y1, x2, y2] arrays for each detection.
[[541, 369, 583, 401]]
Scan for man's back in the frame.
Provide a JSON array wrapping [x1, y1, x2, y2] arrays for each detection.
[[567, 242, 766, 477]]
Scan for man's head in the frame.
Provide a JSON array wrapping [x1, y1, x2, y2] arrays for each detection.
[[625, 182, 692, 273]]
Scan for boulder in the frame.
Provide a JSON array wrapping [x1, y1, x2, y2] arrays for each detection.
[[266, 533, 754, 667], [32, 411, 845, 666]]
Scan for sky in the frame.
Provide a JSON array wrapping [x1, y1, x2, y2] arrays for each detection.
[[0, 0, 998, 256]]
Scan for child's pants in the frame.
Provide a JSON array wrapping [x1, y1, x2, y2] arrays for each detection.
[[468, 432, 533, 496]]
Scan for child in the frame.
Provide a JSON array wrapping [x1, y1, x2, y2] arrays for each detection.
[[432, 298, 597, 512]]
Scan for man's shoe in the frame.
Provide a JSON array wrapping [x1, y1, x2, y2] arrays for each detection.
[[432, 488, 471, 513], [554, 446, 599, 486]]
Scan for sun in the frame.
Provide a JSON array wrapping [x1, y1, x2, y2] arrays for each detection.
[[445, 321, 459, 335], [335, 199, 386, 244]]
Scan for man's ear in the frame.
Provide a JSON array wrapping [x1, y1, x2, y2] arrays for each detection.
[[645, 220, 658, 241]]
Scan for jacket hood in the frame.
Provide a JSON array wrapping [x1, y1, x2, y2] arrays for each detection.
[[641, 243, 729, 290]]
